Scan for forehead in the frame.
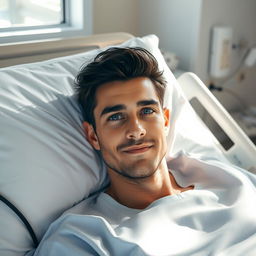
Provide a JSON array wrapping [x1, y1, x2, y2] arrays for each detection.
[[95, 77, 159, 110]]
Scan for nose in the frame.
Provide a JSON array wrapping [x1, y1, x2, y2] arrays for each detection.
[[126, 118, 146, 140]]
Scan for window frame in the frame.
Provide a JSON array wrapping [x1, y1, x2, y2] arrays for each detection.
[[0, 0, 93, 44]]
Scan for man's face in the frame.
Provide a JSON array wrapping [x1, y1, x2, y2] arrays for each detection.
[[84, 77, 169, 180]]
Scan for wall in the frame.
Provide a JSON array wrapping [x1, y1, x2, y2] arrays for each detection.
[[92, 0, 256, 110], [93, 0, 138, 36], [196, 0, 256, 110], [138, 0, 203, 72]]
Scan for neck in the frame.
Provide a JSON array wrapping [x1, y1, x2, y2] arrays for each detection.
[[106, 161, 189, 209]]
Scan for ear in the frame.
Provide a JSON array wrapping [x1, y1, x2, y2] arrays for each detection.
[[163, 108, 170, 133], [82, 122, 100, 150]]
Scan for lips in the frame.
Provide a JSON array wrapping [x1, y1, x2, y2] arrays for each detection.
[[122, 144, 153, 154]]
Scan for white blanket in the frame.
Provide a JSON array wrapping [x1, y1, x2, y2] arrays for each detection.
[[32, 153, 256, 256]]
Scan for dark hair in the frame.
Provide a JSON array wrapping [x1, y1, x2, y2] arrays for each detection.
[[75, 47, 166, 127]]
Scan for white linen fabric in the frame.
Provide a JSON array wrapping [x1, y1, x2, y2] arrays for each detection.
[[31, 152, 256, 256], [0, 34, 228, 256]]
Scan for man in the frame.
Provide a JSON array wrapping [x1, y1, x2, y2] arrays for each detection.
[[34, 47, 256, 255], [78, 47, 193, 210]]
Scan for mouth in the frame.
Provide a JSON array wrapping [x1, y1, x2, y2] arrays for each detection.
[[122, 144, 153, 154]]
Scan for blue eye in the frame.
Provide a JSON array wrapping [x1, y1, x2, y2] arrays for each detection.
[[108, 113, 124, 121], [141, 108, 154, 115]]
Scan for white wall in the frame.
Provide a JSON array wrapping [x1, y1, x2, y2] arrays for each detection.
[[93, 0, 203, 72], [138, 0, 203, 72], [196, 0, 256, 110], [93, 0, 256, 110], [93, 0, 138, 36]]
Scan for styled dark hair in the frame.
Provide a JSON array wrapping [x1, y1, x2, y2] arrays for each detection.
[[75, 47, 166, 127]]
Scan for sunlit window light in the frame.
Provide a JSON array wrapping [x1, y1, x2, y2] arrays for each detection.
[[0, 0, 63, 29]]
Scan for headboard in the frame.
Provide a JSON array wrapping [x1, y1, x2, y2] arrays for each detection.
[[0, 32, 134, 67]]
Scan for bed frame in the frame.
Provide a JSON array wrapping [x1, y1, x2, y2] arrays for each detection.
[[0, 32, 134, 68], [1, 32, 255, 173]]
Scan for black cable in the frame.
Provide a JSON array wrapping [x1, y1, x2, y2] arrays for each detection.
[[209, 83, 223, 92], [0, 194, 39, 247]]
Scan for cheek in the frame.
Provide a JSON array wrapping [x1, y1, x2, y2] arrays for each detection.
[[147, 116, 166, 131], [148, 117, 168, 147], [97, 128, 123, 150]]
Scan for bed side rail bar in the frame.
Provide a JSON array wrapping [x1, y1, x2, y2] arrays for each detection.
[[177, 72, 256, 173]]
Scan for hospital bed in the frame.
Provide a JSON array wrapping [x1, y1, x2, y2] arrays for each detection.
[[0, 32, 256, 256]]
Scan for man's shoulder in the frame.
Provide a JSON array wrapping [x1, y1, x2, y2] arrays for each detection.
[[64, 193, 101, 215]]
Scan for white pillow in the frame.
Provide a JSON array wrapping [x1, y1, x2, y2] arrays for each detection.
[[0, 34, 226, 256]]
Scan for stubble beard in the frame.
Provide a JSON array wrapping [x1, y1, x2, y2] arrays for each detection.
[[96, 133, 167, 180], [101, 147, 166, 180]]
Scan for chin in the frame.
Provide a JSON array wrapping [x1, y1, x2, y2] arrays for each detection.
[[121, 161, 159, 179]]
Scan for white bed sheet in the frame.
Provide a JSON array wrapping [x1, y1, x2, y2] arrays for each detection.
[[31, 152, 256, 256]]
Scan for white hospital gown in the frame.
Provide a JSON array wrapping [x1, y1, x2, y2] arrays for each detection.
[[32, 153, 256, 256]]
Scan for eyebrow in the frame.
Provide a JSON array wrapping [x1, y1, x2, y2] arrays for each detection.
[[100, 99, 159, 117], [100, 104, 125, 117], [137, 99, 159, 107]]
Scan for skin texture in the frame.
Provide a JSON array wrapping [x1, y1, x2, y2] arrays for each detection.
[[83, 77, 193, 209]]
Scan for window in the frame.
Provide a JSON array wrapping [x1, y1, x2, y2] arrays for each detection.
[[0, 0, 92, 43], [0, 0, 64, 29]]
